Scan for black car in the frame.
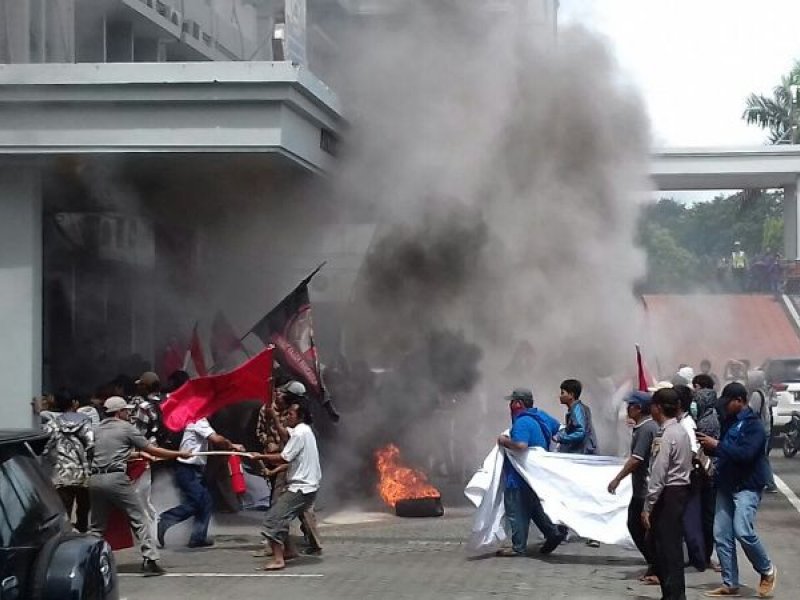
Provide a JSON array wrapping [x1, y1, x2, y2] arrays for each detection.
[[0, 429, 118, 600]]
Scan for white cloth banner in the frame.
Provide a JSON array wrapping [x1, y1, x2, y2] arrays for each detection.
[[465, 442, 634, 555]]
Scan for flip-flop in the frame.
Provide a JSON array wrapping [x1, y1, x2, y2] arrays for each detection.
[[263, 563, 286, 571], [641, 575, 660, 586]]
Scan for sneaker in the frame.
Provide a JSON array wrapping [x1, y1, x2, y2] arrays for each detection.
[[303, 546, 323, 556], [585, 539, 600, 548], [765, 485, 779, 494], [187, 539, 215, 549], [141, 559, 166, 577], [156, 520, 167, 549], [540, 530, 566, 555], [704, 587, 740, 597], [758, 566, 777, 598]]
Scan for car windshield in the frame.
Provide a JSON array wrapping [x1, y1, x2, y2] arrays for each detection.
[[0, 452, 66, 547], [767, 360, 800, 383]]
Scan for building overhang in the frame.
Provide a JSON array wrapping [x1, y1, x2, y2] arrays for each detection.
[[652, 146, 800, 190], [0, 61, 343, 175]]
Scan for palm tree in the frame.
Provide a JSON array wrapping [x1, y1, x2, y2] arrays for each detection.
[[743, 61, 800, 144]]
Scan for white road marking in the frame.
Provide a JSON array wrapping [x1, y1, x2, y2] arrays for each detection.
[[773, 474, 800, 514], [782, 294, 800, 328], [118, 573, 324, 578]]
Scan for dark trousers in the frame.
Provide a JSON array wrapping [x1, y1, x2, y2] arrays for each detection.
[[504, 484, 560, 554], [700, 480, 716, 565], [651, 485, 689, 600], [682, 483, 706, 570], [159, 463, 212, 545], [57, 485, 90, 533], [628, 496, 654, 569]]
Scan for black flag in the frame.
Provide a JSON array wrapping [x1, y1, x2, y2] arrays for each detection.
[[248, 265, 339, 421]]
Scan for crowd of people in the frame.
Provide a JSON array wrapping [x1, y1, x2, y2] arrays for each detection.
[[496, 367, 778, 600], [37, 371, 322, 575], [716, 241, 785, 294]]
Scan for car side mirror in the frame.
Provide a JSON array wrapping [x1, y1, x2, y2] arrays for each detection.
[[0, 576, 19, 600]]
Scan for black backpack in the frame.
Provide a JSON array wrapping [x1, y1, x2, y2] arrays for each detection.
[[152, 400, 184, 451]]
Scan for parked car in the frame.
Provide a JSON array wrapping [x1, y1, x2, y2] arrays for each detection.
[[0, 429, 118, 600], [761, 357, 800, 431]]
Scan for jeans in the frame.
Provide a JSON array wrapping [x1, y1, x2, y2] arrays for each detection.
[[714, 488, 772, 588], [700, 480, 716, 565], [652, 486, 689, 600], [682, 483, 706, 570], [159, 463, 213, 545], [504, 484, 560, 554]]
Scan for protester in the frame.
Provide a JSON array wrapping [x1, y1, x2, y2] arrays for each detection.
[[607, 390, 659, 582], [129, 371, 164, 543], [494, 387, 564, 557], [555, 378, 599, 547], [255, 380, 322, 556], [157, 418, 244, 548], [746, 370, 778, 493], [699, 360, 721, 391], [89, 396, 192, 576], [42, 389, 94, 532], [692, 374, 722, 569], [675, 385, 706, 571], [251, 399, 322, 571], [698, 383, 777, 598]]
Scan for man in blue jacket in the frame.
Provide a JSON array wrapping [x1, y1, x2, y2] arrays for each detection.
[[554, 379, 598, 455], [497, 387, 565, 557], [698, 382, 777, 598]]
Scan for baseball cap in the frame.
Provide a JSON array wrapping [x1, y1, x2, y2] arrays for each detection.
[[626, 390, 651, 407], [104, 396, 135, 413], [504, 387, 534, 403], [279, 381, 307, 398], [135, 371, 160, 386]]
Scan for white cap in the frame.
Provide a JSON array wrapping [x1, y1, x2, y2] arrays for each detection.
[[279, 381, 307, 397], [104, 396, 134, 413]]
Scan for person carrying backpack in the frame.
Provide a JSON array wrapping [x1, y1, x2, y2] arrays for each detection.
[[43, 389, 95, 532]]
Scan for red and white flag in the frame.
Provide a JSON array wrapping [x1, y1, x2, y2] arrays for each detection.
[[183, 322, 208, 377]]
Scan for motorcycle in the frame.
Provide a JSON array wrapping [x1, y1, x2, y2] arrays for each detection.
[[783, 411, 800, 458]]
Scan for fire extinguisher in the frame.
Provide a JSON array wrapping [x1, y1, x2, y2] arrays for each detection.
[[228, 455, 247, 495]]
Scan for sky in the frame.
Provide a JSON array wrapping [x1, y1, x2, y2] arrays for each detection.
[[559, 0, 800, 148]]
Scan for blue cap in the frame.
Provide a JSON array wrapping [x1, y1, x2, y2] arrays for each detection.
[[626, 390, 651, 407]]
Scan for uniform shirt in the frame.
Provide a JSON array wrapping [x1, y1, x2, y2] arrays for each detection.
[[644, 418, 693, 513], [178, 418, 216, 466], [281, 423, 321, 494], [92, 418, 150, 472], [630, 417, 659, 499]]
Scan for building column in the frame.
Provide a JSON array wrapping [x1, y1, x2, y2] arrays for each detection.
[[0, 165, 42, 429], [785, 178, 800, 261]]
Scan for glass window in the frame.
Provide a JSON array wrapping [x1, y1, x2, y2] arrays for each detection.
[[0, 454, 65, 547]]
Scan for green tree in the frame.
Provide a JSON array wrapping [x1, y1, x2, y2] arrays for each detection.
[[743, 60, 800, 143], [639, 223, 699, 292]]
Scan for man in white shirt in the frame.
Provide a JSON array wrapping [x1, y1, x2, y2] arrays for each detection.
[[157, 417, 244, 548], [252, 400, 321, 571]]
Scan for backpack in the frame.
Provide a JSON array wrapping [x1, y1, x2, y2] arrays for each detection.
[[151, 401, 184, 451]]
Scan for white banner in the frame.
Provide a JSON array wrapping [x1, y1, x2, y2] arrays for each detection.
[[465, 442, 634, 555]]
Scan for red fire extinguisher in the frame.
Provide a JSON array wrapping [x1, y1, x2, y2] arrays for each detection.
[[228, 455, 247, 495]]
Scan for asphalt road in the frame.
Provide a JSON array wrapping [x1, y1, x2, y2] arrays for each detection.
[[116, 456, 800, 600]]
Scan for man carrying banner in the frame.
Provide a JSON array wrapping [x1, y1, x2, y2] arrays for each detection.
[[496, 388, 565, 557]]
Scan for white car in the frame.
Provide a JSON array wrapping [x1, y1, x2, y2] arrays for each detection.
[[762, 358, 800, 430]]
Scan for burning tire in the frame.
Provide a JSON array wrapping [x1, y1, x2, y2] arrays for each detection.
[[394, 496, 444, 518]]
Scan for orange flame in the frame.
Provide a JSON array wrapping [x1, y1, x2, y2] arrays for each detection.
[[374, 444, 440, 508]]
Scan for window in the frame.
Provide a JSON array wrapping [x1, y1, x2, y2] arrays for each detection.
[[0, 454, 65, 547]]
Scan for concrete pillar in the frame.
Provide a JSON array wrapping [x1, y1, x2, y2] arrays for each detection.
[[785, 178, 800, 260], [0, 165, 42, 429]]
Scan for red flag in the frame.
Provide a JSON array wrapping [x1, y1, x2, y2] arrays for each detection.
[[157, 337, 186, 381], [636, 344, 651, 392], [183, 323, 208, 377], [211, 310, 245, 366], [161, 347, 273, 432]]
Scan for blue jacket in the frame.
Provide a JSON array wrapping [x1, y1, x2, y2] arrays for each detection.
[[557, 401, 598, 455], [714, 407, 770, 492], [503, 408, 561, 489]]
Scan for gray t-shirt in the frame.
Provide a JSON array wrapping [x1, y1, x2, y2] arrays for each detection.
[[92, 418, 149, 471], [630, 417, 659, 498]]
